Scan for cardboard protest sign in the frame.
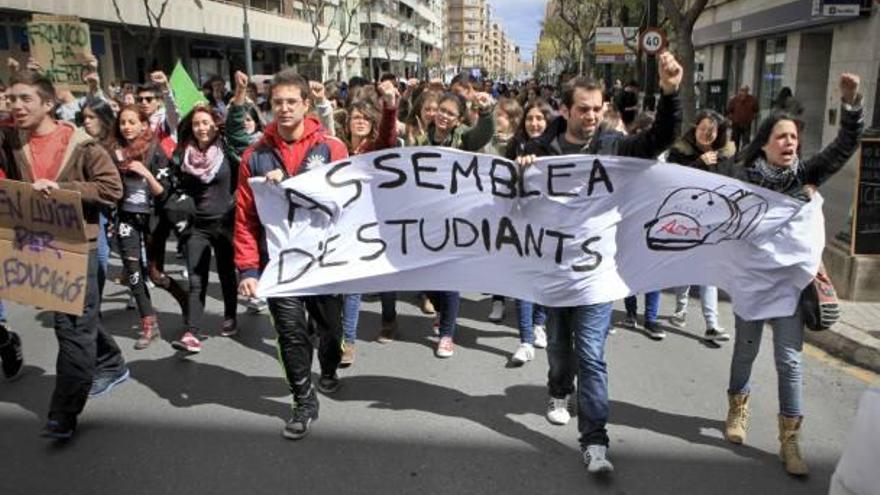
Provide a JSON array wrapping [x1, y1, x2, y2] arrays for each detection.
[[251, 148, 824, 321], [26, 14, 93, 92], [0, 180, 89, 316]]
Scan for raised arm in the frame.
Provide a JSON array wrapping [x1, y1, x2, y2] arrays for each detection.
[[460, 92, 496, 151], [803, 73, 865, 186], [617, 51, 683, 159], [225, 70, 253, 161]]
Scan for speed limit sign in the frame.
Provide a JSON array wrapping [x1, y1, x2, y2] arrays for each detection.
[[640, 28, 666, 54]]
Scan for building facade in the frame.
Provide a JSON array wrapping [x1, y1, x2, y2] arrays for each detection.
[[693, 0, 879, 241], [445, 0, 485, 74], [359, 0, 444, 80], [0, 0, 372, 87]]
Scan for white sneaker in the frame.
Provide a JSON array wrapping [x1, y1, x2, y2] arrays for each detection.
[[546, 396, 571, 425], [533, 325, 548, 348], [669, 310, 687, 328], [511, 343, 535, 364], [583, 444, 614, 474], [488, 300, 505, 322], [436, 336, 455, 358]]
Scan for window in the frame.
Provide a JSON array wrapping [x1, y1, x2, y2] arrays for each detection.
[[757, 37, 786, 120]]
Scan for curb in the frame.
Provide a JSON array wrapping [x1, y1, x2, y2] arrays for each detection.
[[804, 322, 880, 374]]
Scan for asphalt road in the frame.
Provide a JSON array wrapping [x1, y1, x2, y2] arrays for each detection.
[[0, 253, 876, 495]]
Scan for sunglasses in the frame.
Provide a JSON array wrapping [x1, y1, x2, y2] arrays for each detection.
[[136, 96, 156, 103]]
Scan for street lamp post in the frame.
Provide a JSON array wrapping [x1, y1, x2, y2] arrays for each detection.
[[243, 0, 254, 77]]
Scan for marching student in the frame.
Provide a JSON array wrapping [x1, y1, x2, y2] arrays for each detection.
[[169, 71, 253, 352], [713, 73, 864, 477], [109, 104, 170, 349], [516, 51, 683, 474], [0, 69, 127, 439], [235, 69, 348, 440], [336, 80, 400, 364]]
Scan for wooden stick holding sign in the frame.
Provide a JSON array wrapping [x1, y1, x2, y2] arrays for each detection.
[[26, 14, 93, 92], [0, 180, 90, 316]]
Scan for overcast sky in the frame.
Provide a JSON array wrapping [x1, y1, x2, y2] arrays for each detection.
[[486, 0, 546, 60]]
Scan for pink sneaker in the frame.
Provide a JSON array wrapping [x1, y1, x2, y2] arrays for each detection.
[[172, 331, 202, 353], [436, 336, 454, 358]]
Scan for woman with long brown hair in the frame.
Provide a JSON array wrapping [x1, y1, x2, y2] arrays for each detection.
[[109, 104, 169, 349]]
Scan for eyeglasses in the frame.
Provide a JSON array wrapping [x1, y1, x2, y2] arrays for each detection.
[[271, 98, 304, 108], [136, 96, 156, 103]]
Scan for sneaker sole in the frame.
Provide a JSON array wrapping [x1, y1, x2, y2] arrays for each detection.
[[41, 429, 75, 440], [587, 463, 614, 474], [90, 368, 130, 398], [282, 418, 314, 440], [704, 334, 731, 342], [546, 416, 570, 425], [646, 333, 667, 341], [171, 341, 202, 353], [436, 352, 454, 358]]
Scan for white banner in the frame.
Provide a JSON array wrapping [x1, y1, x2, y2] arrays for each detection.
[[251, 147, 824, 321]]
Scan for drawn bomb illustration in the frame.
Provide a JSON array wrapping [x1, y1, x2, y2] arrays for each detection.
[[644, 186, 768, 251]]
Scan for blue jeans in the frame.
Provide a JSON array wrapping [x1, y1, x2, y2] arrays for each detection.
[[517, 300, 546, 344], [547, 302, 613, 447], [674, 285, 719, 329], [0, 299, 6, 324], [728, 309, 804, 417], [343, 293, 399, 343], [343, 294, 362, 344], [426, 291, 459, 339], [624, 291, 660, 323], [97, 212, 110, 297]]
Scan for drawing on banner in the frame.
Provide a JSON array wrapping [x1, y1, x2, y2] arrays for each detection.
[[644, 185, 769, 251]]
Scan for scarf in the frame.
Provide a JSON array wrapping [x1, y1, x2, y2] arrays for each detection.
[[182, 142, 224, 184], [754, 155, 800, 191]]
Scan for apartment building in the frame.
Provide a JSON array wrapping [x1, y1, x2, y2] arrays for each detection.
[[445, 0, 485, 73], [359, 0, 444, 80]]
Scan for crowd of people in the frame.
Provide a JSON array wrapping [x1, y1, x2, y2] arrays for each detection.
[[0, 50, 865, 479]]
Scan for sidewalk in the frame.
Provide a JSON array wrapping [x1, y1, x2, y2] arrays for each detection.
[[805, 300, 880, 373]]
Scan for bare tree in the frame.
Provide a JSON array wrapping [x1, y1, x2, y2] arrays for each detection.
[[333, 0, 362, 81], [302, 0, 340, 62], [112, 0, 192, 69], [660, 0, 711, 125]]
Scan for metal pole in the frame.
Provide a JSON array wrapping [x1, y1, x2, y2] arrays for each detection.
[[243, 0, 254, 77], [645, 0, 658, 110]]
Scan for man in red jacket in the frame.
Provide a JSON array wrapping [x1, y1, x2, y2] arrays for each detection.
[[235, 69, 348, 440]]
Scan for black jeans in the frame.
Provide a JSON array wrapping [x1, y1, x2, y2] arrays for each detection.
[[116, 211, 154, 318], [50, 249, 126, 425], [146, 214, 188, 314], [267, 295, 343, 402], [183, 217, 238, 332]]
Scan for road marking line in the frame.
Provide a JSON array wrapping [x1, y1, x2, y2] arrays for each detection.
[[805, 343, 880, 385]]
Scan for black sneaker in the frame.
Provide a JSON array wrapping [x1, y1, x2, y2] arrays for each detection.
[[316, 373, 341, 395], [41, 418, 76, 440], [1, 330, 24, 381], [89, 367, 130, 397], [644, 321, 666, 340], [704, 327, 731, 342], [282, 401, 319, 440]]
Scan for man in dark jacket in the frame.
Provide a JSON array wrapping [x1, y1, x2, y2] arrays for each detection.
[[0, 69, 126, 440], [518, 51, 683, 474]]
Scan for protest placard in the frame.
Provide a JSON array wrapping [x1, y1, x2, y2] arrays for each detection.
[[0, 180, 89, 316], [26, 14, 93, 91], [251, 148, 825, 321]]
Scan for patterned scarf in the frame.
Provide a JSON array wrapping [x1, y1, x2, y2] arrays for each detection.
[[753, 155, 800, 191], [182, 142, 224, 184]]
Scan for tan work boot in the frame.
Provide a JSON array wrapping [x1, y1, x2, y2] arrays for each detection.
[[778, 415, 809, 476], [135, 315, 160, 350], [724, 393, 750, 444], [340, 343, 356, 367]]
